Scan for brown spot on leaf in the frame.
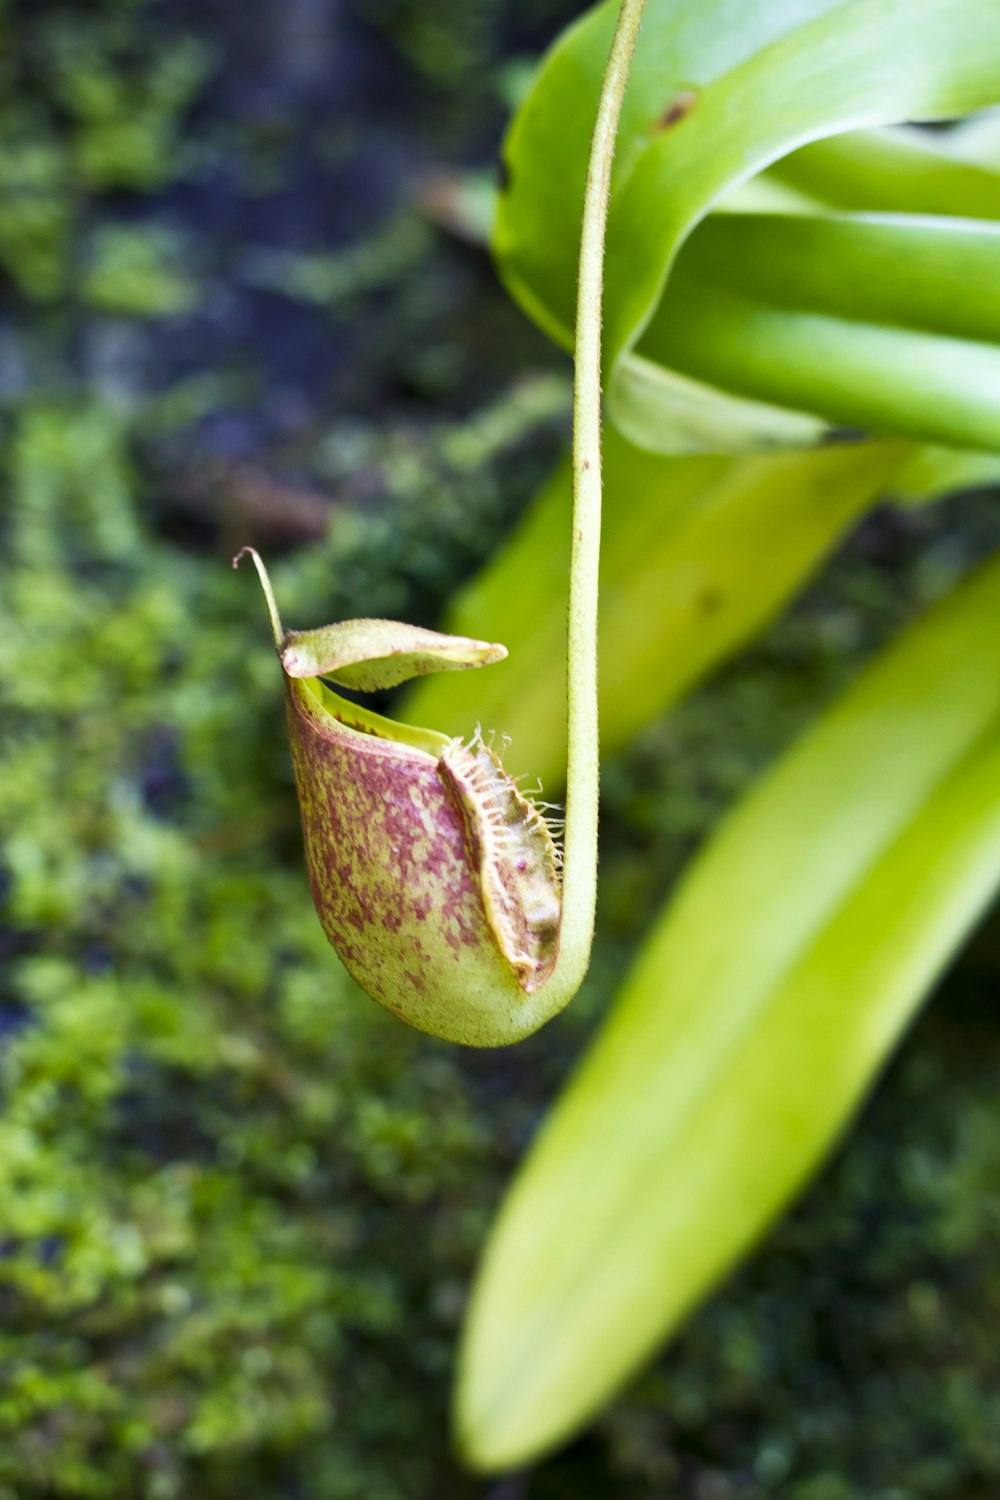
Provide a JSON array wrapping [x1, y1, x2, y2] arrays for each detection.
[[656, 89, 698, 132]]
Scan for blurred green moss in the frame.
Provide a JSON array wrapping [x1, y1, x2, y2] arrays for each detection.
[[2, 387, 1000, 1500], [0, 1, 209, 300], [0, 401, 495, 1498], [81, 226, 196, 318]]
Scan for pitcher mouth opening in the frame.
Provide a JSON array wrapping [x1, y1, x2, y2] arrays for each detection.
[[294, 673, 453, 760]]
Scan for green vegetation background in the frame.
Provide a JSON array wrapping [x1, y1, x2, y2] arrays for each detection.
[[1, 1, 999, 1496]]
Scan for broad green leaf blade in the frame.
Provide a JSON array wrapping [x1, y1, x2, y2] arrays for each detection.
[[609, 355, 829, 453], [947, 108, 1000, 168], [404, 431, 906, 785], [769, 124, 1000, 215], [893, 442, 1000, 505], [618, 213, 1000, 450], [498, 0, 1000, 356], [609, 1, 1000, 370], [497, 0, 1000, 451], [456, 551, 1000, 1471], [673, 214, 1000, 342], [641, 278, 1000, 452]]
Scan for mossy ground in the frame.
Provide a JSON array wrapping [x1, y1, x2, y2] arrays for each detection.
[[1, 2, 998, 1496]]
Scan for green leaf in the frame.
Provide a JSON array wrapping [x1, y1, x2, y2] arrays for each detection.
[[497, 0, 1000, 451], [608, 354, 830, 453], [892, 442, 1000, 505], [642, 266, 1000, 452], [768, 122, 1000, 215], [620, 209, 1000, 452], [404, 429, 907, 785], [673, 212, 1000, 341], [455, 549, 1000, 1471], [947, 108, 1000, 169]]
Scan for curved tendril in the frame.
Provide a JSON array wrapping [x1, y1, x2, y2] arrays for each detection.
[[233, 545, 283, 647], [543, 0, 648, 1012]]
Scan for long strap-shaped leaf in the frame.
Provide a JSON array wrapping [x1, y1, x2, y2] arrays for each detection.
[[622, 125, 1000, 448], [770, 122, 1000, 213], [673, 213, 1000, 339], [456, 550, 1000, 1469], [497, 0, 1000, 451], [632, 213, 1000, 451]]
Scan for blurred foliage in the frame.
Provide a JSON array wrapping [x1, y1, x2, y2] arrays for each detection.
[[0, 402, 495, 1500], [0, 0, 208, 300], [592, 993, 1000, 1500], [81, 226, 197, 318], [354, 0, 580, 98], [0, 0, 999, 1495], [3, 392, 1000, 1500]]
